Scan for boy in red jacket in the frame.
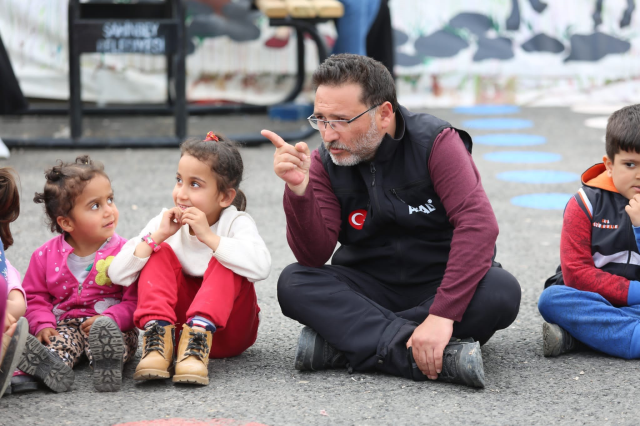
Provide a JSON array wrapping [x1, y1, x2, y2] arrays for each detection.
[[539, 104, 640, 359]]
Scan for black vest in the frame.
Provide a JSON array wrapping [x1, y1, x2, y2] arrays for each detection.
[[320, 105, 472, 288], [545, 166, 640, 288]]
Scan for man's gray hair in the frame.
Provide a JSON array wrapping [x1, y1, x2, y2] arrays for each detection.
[[312, 54, 398, 112]]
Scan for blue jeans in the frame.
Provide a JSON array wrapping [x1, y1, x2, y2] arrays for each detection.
[[333, 0, 381, 56], [538, 285, 640, 359]]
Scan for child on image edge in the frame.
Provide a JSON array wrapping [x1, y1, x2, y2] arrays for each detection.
[[0, 167, 30, 395], [539, 104, 640, 360]]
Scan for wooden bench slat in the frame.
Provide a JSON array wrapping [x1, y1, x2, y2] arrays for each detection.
[[256, 0, 289, 18], [286, 0, 317, 18], [312, 0, 344, 18], [258, 0, 345, 19]]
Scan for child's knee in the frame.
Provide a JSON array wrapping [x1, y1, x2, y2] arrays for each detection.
[[631, 324, 640, 359], [538, 285, 567, 320]]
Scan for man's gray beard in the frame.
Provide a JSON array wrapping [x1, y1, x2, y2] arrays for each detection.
[[325, 119, 383, 167]]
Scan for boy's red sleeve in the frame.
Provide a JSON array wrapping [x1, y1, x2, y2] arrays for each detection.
[[560, 196, 629, 305]]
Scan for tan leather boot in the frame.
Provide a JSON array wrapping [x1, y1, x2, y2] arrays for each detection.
[[172, 324, 212, 385], [133, 323, 175, 380]]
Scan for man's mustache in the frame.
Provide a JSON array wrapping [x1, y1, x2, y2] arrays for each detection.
[[324, 140, 351, 152]]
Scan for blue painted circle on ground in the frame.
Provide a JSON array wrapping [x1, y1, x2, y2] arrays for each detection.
[[454, 105, 521, 115], [511, 193, 573, 210], [497, 170, 579, 184], [484, 151, 561, 163], [474, 134, 546, 146], [463, 118, 533, 129]]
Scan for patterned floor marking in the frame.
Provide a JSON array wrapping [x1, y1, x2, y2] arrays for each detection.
[[474, 134, 546, 146], [484, 151, 561, 163], [497, 170, 579, 184], [510, 193, 573, 210]]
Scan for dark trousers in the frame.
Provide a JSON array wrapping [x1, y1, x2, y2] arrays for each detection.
[[366, 0, 394, 77], [278, 264, 521, 380]]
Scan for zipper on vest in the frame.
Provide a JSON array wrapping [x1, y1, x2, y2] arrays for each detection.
[[391, 189, 406, 204], [370, 163, 376, 187], [370, 162, 381, 215], [621, 218, 633, 278]]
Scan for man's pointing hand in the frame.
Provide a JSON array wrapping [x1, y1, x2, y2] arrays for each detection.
[[262, 129, 311, 196]]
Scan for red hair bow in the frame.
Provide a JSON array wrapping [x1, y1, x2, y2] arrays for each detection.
[[205, 131, 219, 142]]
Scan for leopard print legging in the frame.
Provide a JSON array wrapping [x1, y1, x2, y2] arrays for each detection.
[[46, 318, 138, 368]]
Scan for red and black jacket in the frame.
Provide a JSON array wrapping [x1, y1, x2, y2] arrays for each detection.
[[545, 163, 636, 305]]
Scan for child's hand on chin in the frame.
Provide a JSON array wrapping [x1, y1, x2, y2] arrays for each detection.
[[80, 315, 103, 335], [625, 194, 640, 227], [36, 327, 60, 345], [158, 207, 184, 240], [181, 207, 214, 243]]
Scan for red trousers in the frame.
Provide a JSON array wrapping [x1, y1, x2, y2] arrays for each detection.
[[134, 243, 260, 358]]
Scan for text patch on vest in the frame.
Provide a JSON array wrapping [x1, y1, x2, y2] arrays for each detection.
[[409, 200, 436, 215]]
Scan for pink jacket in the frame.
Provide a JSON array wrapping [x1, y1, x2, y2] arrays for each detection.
[[23, 233, 137, 335]]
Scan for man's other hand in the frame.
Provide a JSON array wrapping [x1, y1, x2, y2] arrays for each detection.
[[406, 314, 454, 380]]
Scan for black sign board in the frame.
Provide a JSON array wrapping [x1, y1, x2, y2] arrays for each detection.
[[73, 20, 177, 54]]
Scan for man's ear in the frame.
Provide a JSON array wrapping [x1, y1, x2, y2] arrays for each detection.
[[379, 101, 394, 129], [219, 188, 237, 208], [56, 216, 74, 233]]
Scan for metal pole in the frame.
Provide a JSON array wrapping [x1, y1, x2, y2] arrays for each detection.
[[68, 0, 83, 141], [174, 0, 187, 139]]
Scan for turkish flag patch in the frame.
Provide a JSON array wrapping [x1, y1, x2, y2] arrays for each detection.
[[348, 209, 367, 230]]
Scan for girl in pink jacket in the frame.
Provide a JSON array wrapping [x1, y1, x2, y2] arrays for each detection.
[[21, 155, 138, 393]]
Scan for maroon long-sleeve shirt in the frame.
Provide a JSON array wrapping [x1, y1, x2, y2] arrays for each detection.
[[283, 127, 499, 322]]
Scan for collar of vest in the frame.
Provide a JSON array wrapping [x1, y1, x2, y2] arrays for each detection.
[[582, 163, 619, 193], [373, 106, 407, 163]]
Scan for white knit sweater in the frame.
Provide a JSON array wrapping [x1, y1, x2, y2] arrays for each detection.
[[108, 206, 271, 286]]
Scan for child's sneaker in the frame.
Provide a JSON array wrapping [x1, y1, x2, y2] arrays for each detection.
[[173, 324, 212, 385], [9, 371, 39, 393], [17, 333, 74, 393], [1, 317, 29, 397], [542, 322, 580, 357], [134, 323, 175, 381], [89, 316, 125, 392]]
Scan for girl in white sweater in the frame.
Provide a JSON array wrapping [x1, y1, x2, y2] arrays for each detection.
[[108, 132, 271, 386]]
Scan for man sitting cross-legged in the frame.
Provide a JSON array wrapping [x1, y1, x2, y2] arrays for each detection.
[[262, 54, 521, 388]]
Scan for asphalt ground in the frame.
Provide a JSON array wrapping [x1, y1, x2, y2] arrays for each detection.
[[1, 107, 639, 426]]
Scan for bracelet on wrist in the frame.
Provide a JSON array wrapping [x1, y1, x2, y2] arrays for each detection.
[[142, 233, 161, 252]]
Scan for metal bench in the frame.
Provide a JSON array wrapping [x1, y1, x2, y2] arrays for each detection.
[[1, 0, 341, 147]]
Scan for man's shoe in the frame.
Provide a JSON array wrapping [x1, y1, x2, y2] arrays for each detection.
[[543, 322, 581, 357], [173, 324, 212, 385], [1, 317, 29, 397], [409, 337, 485, 388], [294, 326, 347, 371], [134, 323, 175, 381], [439, 338, 485, 388], [17, 333, 74, 393], [89, 317, 125, 392]]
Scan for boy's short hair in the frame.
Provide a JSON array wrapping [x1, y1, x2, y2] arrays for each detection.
[[606, 104, 640, 160]]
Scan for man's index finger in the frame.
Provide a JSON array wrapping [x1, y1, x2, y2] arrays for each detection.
[[261, 129, 286, 148]]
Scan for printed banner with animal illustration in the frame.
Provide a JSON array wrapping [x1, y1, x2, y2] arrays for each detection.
[[0, 0, 638, 106]]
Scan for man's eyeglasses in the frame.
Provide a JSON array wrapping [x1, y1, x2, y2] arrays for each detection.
[[308, 104, 381, 133]]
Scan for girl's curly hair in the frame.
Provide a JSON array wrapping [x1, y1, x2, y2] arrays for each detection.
[[34, 155, 109, 234]]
